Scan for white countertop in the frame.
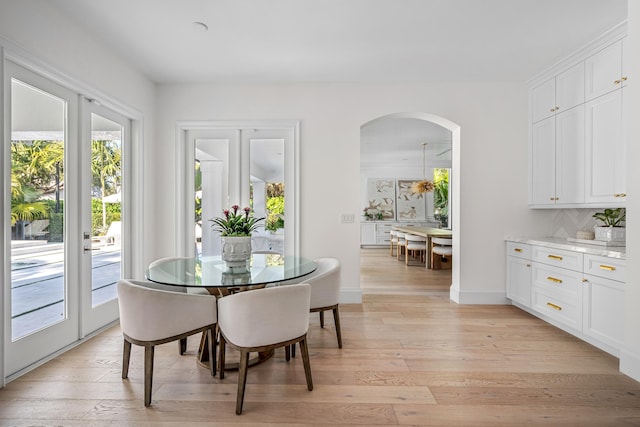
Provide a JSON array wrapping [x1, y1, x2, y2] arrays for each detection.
[[505, 236, 626, 260]]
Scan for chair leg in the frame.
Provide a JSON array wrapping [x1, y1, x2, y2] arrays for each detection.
[[298, 337, 314, 391], [333, 307, 343, 348], [285, 345, 291, 361], [122, 339, 132, 379], [319, 311, 325, 328], [219, 334, 226, 379], [144, 345, 155, 407], [291, 342, 296, 358], [207, 328, 216, 376], [236, 351, 250, 415], [179, 337, 187, 355]]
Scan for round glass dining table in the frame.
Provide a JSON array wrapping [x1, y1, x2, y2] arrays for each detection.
[[146, 254, 318, 296], [145, 254, 317, 370]]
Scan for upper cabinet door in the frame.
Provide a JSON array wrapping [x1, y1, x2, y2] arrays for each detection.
[[585, 90, 624, 204], [531, 117, 557, 206], [556, 62, 584, 114], [555, 105, 585, 205], [531, 62, 584, 124], [531, 78, 556, 123], [585, 40, 623, 101]]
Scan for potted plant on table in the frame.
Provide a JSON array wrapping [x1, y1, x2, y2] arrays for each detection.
[[210, 205, 264, 270], [592, 208, 626, 243]]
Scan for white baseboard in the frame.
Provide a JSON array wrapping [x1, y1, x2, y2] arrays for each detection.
[[340, 288, 363, 304], [620, 349, 640, 382], [449, 286, 508, 305]]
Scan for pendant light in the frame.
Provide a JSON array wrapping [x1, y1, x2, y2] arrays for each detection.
[[411, 142, 435, 194]]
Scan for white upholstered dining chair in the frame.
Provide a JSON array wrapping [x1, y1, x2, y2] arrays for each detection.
[[404, 233, 427, 266], [431, 237, 453, 269], [117, 279, 218, 407], [286, 257, 342, 360], [217, 283, 313, 415]]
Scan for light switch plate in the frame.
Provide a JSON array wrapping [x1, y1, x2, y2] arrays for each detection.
[[341, 213, 355, 223]]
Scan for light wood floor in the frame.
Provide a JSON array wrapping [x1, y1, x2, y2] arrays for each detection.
[[1, 248, 640, 425]]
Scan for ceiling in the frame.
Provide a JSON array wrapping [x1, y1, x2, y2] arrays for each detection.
[[44, 0, 628, 169], [48, 0, 627, 85], [361, 118, 452, 168]]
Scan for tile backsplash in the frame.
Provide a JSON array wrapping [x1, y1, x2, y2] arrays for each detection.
[[550, 208, 601, 238]]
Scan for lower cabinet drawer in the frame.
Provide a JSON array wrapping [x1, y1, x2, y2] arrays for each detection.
[[532, 246, 583, 271], [532, 285, 583, 331], [584, 254, 625, 282], [531, 262, 583, 331]]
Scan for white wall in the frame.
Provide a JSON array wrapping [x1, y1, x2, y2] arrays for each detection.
[[155, 82, 552, 303]]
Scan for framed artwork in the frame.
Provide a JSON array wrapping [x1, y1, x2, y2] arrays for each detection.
[[396, 179, 426, 220], [366, 178, 395, 220]]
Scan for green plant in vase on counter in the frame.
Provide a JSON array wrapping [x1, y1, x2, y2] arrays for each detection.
[[592, 208, 625, 227], [592, 208, 626, 243]]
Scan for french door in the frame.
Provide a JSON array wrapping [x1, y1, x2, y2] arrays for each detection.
[[80, 100, 129, 336], [5, 61, 127, 377]]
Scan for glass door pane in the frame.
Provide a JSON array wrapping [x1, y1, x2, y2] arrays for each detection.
[[10, 79, 67, 340], [90, 113, 122, 307]]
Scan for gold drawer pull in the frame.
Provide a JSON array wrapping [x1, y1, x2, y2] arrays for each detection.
[[599, 265, 616, 271], [547, 276, 562, 284], [513, 248, 523, 252], [547, 302, 562, 311], [614, 79, 621, 85], [547, 255, 563, 261]]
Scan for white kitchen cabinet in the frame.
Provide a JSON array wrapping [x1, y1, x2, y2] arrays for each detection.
[[376, 222, 393, 245], [582, 254, 625, 354], [530, 105, 584, 206], [360, 223, 376, 245], [585, 39, 624, 101], [583, 273, 625, 354], [585, 89, 626, 204], [506, 242, 532, 307], [505, 239, 626, 357], [531, 62, 584, 123], [529, 32, 627, 209]]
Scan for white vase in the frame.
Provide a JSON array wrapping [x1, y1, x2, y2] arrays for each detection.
[[221, 236, 252, 271], [594, 226, 626, 243]]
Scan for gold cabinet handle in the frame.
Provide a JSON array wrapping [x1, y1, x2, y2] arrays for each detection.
[[547, 302, 562, 311], [622, 76, 628, 82], [550, 108, 555, 112], [514, 248, 523, 252], [614, 79, 621, 84], [582, 278, 588, 282], [547, 276, 563, 284], [599, 265, 616, 271], [547, 254, 563, 261], [614, 193, 627, 198]]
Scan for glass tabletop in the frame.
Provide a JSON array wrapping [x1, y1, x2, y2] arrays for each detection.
[[146, 255, 317, 290]]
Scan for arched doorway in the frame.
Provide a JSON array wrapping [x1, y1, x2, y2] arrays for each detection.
[[359, 112, 460, 299]]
